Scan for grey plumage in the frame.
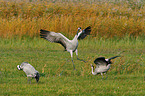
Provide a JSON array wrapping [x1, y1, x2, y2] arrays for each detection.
[[40, 26, 91, 70], [40, 30, 67, 50], [17, 62, 40, 83], [91, 56, 120, 79]]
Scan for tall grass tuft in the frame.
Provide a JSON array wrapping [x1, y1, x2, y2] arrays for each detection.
[[0, 0, 145, 39]]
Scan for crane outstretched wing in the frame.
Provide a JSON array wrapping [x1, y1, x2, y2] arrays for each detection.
[[40, 29, 70, 50], [109, 56, 120, 60], [77, 26, 91, 40], [94, 57, 108, 66]]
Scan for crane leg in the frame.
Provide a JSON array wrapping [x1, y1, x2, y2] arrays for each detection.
[[101, 73, 104, 79], [27, 77, 31, 84], [71, 58, 76, 70], [75, 49, 86, 63], [104, 73, 108, 79], [70, 50, 76, 70]]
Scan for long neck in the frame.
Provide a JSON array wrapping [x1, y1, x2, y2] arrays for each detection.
[[73, 35, 78, 40], [72, 35, 78, 43], [91, 67, 97, 75], [106, 64, 111, 70]]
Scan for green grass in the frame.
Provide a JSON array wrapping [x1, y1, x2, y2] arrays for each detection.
[[0, 37, 145, 95]]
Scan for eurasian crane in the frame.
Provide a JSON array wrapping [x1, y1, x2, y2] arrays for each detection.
[[40, 26, 91, 70], [91, 56, 120, 79], [17, 62, 40, 83]]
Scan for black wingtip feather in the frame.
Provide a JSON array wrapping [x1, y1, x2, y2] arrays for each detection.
[[109, 56, 120, 60], [40, 29, 51, 39], [40, 30, 50, 33], [94, 57, 106, 64], [86, 26, 91, 30], [78, 26, 91, 40]]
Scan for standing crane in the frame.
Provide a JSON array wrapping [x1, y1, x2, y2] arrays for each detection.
[[91, 56, 120, 79], [17, 62, 40, 83], [40, 26, 91, 70]]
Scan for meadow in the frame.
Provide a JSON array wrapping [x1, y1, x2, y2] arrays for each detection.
[[0, 0, 145, 95], [0, 37, 145, 95]]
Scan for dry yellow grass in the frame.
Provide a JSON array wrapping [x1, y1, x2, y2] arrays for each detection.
[[0, 0, 145, 38]]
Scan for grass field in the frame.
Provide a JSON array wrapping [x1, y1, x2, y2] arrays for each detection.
[[0, 37, 144, 95], [0, 0, 145, 95]]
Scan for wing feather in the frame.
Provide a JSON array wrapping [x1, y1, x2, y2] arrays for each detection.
[[40, 29, 70, 49], [94, 57, 108, 66], [77, 26, 91, 40], [109, 56, 120, 60]]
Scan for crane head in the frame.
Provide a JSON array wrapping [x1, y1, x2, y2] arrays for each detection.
[[35, 72, 40, 83], [77, 27, 82, 35], [105, 59, 112, 64], [78, 27, 81, 30], [91, 64, 94, 68], [17, 65, 22, 70]]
